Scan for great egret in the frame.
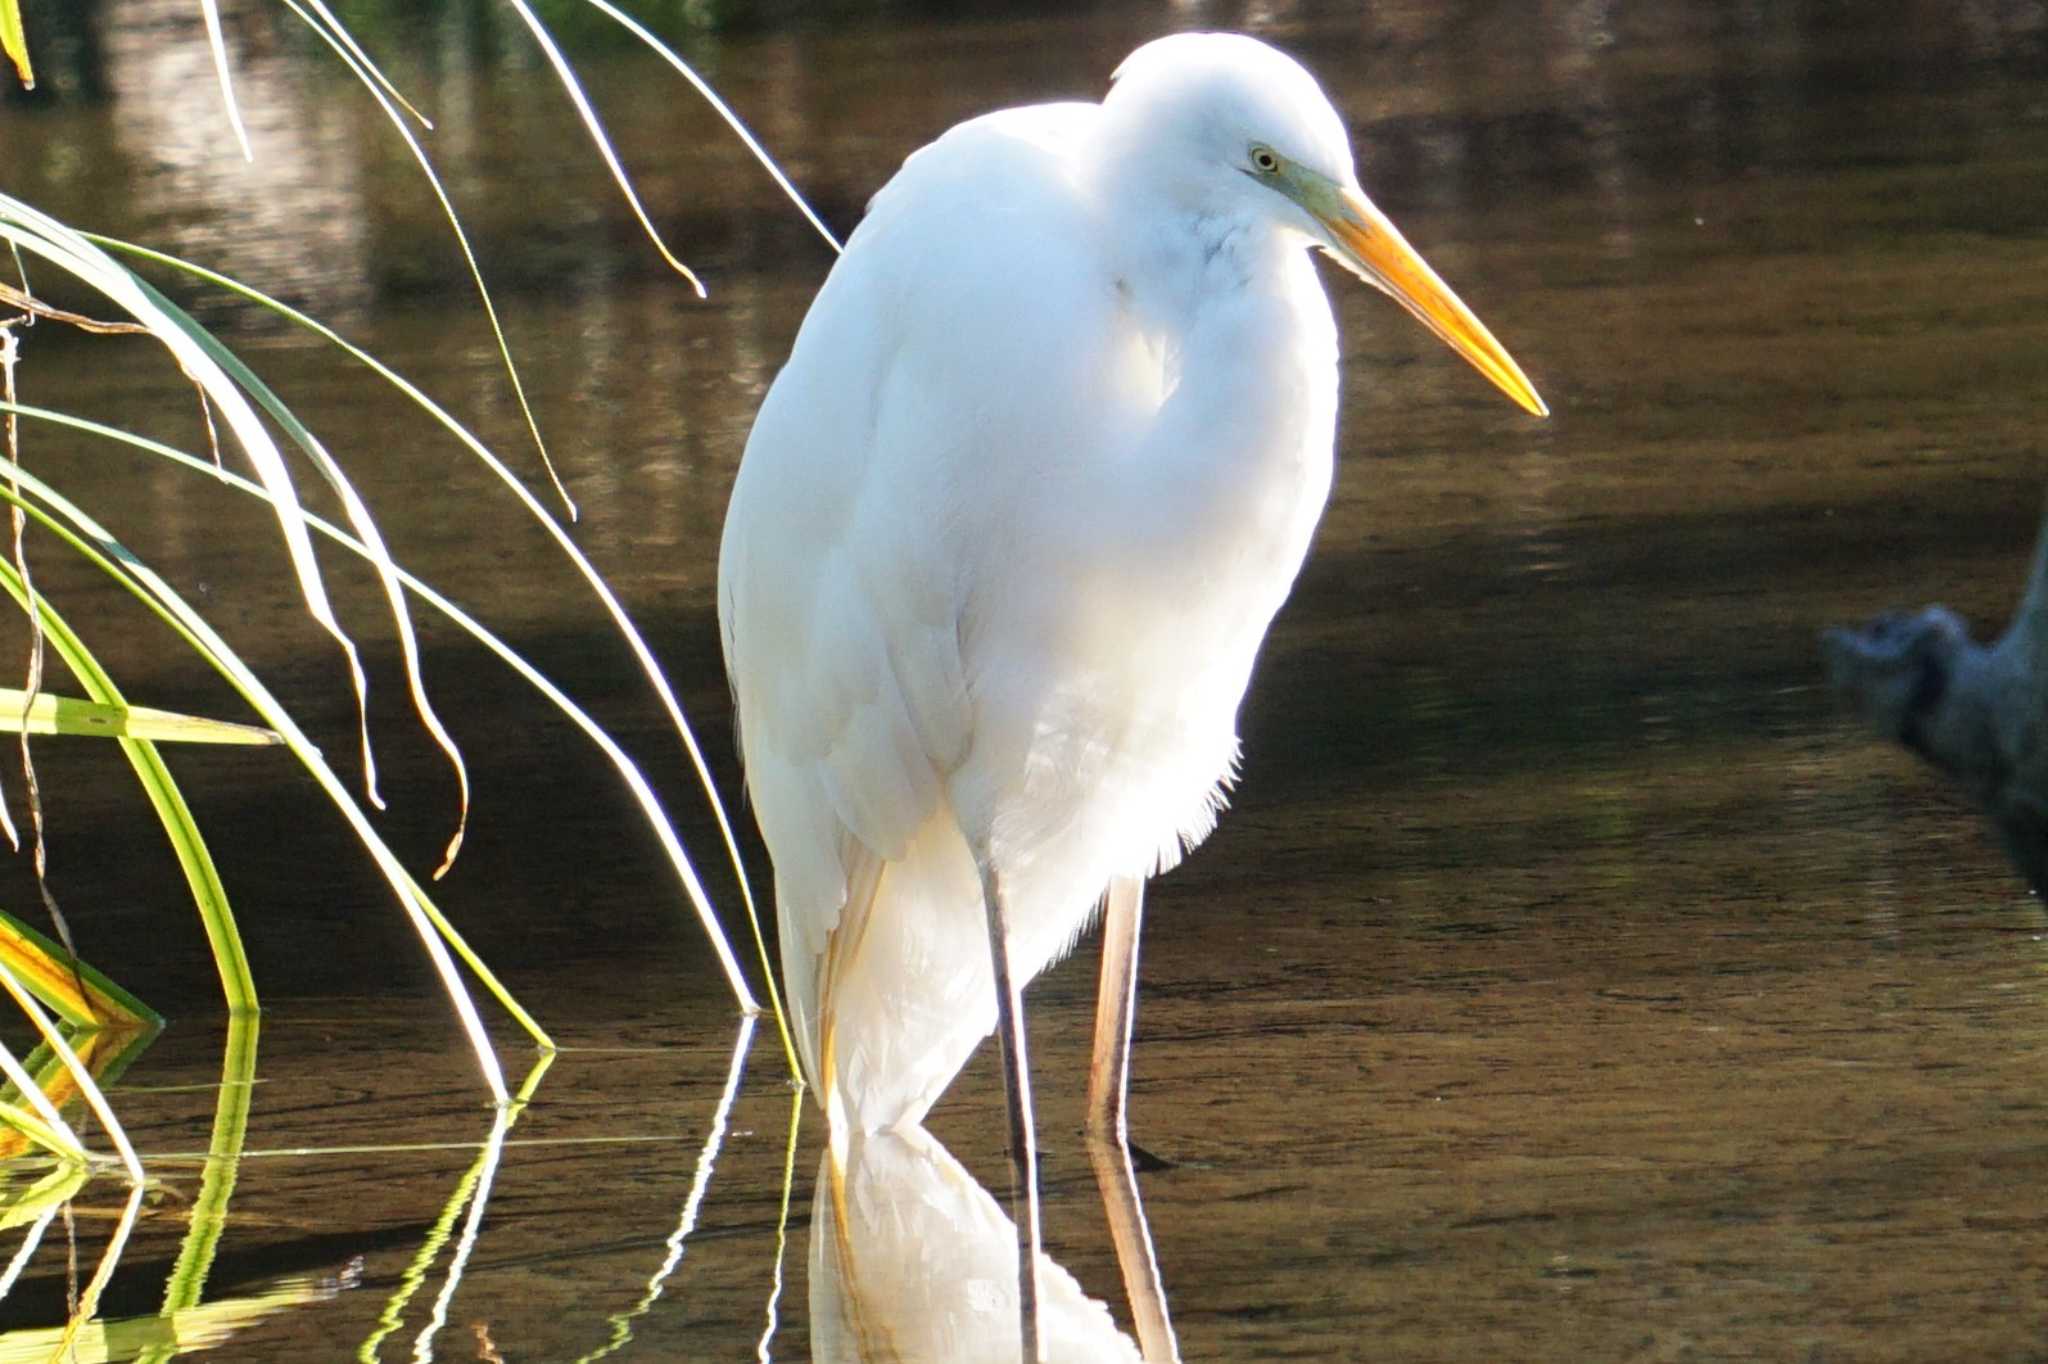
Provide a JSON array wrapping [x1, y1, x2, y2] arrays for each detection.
[[1824, 506, 2048, 894], [718, 32, 1546, 1357]]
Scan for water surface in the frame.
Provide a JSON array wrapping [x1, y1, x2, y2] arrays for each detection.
[[6, 2, 2048, 1358]]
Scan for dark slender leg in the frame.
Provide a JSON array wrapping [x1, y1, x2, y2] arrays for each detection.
[[980, 860, 1042, 1362], [1085, 876, 1179, 1361]]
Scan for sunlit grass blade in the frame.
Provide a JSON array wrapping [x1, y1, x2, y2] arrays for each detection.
[[7, 402, 748, 1047], [0, 556, 256, 1013], [0, 0, 30, 89], [583, 0, 843, 256], [2, 193, 386, 816], [112, 268, 471, 877], [274, 0, 575, 521], [0, 472, 515, 1099], [196, 0, 252, 160], [504, 0, 703, 295], [0, 908, 157, 1030], [0, 448, 541, 1054], [0, 971, 126, 1174], [292, 0, 433, 130], [0, 689, 277, 746], [3, 1266, 353, 1363], [28, 235, 777, 1021]]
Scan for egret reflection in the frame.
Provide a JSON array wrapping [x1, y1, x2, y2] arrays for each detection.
[[810, 1123, 1143, 1364]]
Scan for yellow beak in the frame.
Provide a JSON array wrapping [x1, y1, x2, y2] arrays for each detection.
[[1299, 178, 1548, 418]]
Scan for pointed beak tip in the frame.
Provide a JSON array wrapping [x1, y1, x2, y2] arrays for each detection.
[[1316, 191, 1549, 423]]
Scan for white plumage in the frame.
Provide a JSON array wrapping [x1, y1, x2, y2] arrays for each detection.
[[717, 34, 1544, 1315]]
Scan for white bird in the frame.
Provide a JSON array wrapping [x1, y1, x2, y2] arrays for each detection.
[[718, 32, 1546, 1357]]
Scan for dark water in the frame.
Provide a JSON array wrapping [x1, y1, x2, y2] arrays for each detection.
[[7, 0, 2048, 1358]]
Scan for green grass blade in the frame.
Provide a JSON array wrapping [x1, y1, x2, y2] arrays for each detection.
[[504, 0, 704, 294], [0, 557, 257, 1014], [0, 688, 278, 746], [0, 468, 519, 1092], [582, 0, 842, 256], [197, 0, 253, 160], [0, 958, 137, 1176], [273, 0, 574, 520], [0, 906, 159, 1029], [0, 402, 754, 1040], [1, 193, 386, 814], [80, 238, 777, 1027]]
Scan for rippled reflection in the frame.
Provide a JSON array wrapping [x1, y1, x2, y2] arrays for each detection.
[[812, 1125, 1141, 1364]]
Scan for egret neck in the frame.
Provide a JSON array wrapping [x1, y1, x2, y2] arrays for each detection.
[[1095, 172, 1340, 648]]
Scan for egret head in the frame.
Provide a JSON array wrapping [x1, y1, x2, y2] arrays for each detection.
[[1106, 34, 1357, 197], [1103, 33, 1547, 417]]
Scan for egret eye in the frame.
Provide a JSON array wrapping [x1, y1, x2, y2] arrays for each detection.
[[1249, 143, 1282, 175]]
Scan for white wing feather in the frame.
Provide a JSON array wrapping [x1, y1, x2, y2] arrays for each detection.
[[719, 104, 1113, 1110]]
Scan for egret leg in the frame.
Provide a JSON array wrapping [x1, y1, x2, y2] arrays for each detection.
[[979, 860, 1043, 1362], [1086, 876, 1144, 1143], [1086, 876, 1180, 1361]]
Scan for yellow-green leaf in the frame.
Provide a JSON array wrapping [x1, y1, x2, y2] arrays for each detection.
[[0, 689, 278, 745], [0, 909, 159, 1030], [0, 0, 32, 90]]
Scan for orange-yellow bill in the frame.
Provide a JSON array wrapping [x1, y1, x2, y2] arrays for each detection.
[[1310, 184, 1548, 418]]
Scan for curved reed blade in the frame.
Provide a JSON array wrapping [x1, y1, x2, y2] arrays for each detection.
[[196, 0, 252, 160], [583, 0, 842, 256], [18, 240, 777, 1020], [0, 557, 256, 1014], [0, 418, 556, 1046], [2, 194, 387, 816], [274, 0, 574, 522], [0, 471, 512, 1100], [505, 0, 704, 294]]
